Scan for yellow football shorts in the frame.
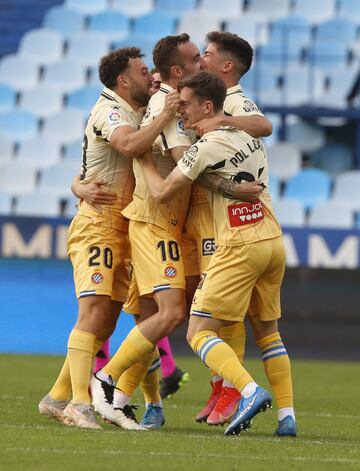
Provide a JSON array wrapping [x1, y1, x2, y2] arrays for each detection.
[[191, 236, 286, 322], [129, 220, 186, 296], [68, 215, 131, 302], [182, 202, 215, 276], [123, 271, 140, 315]]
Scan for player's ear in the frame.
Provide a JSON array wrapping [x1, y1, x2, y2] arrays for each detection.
[[117, 74, 129, 88], [170, 65, 183, 80], [223, 60, 233, 73], [203, 100, 212, 114]]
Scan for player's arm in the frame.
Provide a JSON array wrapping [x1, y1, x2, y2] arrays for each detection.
[[196, 173, 264, 202], [138, 152, 192, 203], [192, 114, 272, 138], [71, 175, 117, 206], [110, 91, 180, 158]]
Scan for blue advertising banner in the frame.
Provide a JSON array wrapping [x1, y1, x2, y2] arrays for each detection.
[[0, 215, 359, 269]]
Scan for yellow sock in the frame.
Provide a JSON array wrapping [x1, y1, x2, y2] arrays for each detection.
[[49, 356, 72, 401], [68, 329, 96, 404], [104, 326, 154, 382], [190, 330, 253, 392], [141, 348, 161, 404], [116, 348, 156, 397], [49, 338, 102, 401], [219, 322, 246, 363], [257, 332, 293, 409]]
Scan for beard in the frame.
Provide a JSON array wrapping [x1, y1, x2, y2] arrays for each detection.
[[131, 83, 151, 108]]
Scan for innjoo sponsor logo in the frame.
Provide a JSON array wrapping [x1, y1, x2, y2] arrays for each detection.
[[227, 200, 264, 227]]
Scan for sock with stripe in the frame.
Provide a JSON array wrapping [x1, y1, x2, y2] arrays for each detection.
[[68, 329, 96, 404], [103, 326, 155, 382], [190, 330, 254, 392], [256, 331, 294, 420], [157, 336, 176, 378], [216, 322, 246, 388], [93, 338, 110, 372], [141, 348, 162, 404], [116, 348, 156, 397]]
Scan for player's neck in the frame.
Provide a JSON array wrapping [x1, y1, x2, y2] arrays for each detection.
[[163, 78, 179, 91]]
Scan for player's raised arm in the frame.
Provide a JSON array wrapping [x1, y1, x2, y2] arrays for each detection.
[[138, 152, 192, 203], [196, 173, 264, 202], [191, 113, 272, 138], [110, 91, 180, 159]]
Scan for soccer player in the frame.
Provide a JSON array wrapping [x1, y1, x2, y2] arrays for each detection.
[[194, 33, 296, 436], [138, 70, 285, 436], [182, 31, 275, 427], [90, 34, 263, 429], [38, 47, 179, 429]]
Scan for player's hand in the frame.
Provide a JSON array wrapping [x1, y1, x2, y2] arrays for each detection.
[[234, 180, 264, 202], [163, 91, 180, 119], [137, 151, 154, 166], [78, 179, 117, 208], [191, 115, 224, 136]]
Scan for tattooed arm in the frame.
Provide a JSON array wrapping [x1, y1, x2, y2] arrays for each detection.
[[196, 174, 263, 202]]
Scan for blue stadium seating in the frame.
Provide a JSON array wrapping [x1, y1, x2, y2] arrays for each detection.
[[67, 85, 102, 116], [316, 18, 357, 45], [42, 60, 87, 93], [66, 32, 110, 67], [247, 0, 290, 21], [225, 14, 269, 47], [307, 41, 349, 70], [42, 109, 84, 145], [89, 11, 130, 41], [0, 55, 39, 91], [292, 0, 336, 22], [17, 136, 62, 169], [64, 140, 83, 161], [332, 170, 360, 210], [272, 198, 306, 226], [156, 0, 197, 17], [177, 11, 221, 45], [112, 0, 153, 17], [267, 142, 302, 180], [44, 6, 85, 37], [0, 162, 37, 195], [0, 110, 38, 143], [0, 84, 16, 113], [308, 144, 353, 177], [20, 85, 63, 118], [0, 193, 13, 215], [38, 162, 81, 197], [15, 191, 61, 217], [338, 0, 360, 20], [65, 0, 107, 15], [0, 137, 14, 163], [134, 11, 177, 38], [112, 35, 157, 67], [199, 0, 242, 17], [268, 173, 281, 199], [308, 202, 354, 228], [270, 15, 312, 47], [284, 168, 332, 209], [18, 28, 64, 65]]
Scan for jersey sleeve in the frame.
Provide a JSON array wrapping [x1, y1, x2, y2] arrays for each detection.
[[94, 105, 133, 141], [156, 117, 193, 152], [177, 138, 221, 181], [226, 94, 264, 117]]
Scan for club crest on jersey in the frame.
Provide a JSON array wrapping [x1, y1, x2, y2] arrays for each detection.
[[227, 200, 264, 228], [107, 110, 122, 125], [164, 265, 177, 278], [91, 272, 104, 285]]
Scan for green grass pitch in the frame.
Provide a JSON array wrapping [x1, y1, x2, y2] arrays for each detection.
[[0, 354, 359, 471]]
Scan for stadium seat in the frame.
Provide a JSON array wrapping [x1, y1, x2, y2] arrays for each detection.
[[308, 144, 353, 177], [65, 0, 107, 15], [43, 6, 85, 37], [0, 110, 38, 143], [270, 15, 312, 48], [64, 140, 83, 161], [89, 11, 130, 41], [177, 12, 221, 45], [155, 0, 197, 17], [17, 137, 62, 169], [0, 83, 16, 113], [267, 143, 302, 180], [241, 63, 280, 94], [268, 173, 281, 199], [0, 137, 14, 162], [20, 86, 63, 118], [0, 55, 39, 91], [112, 0, 153, 17], [18, 29, 64, 65], [257, 39, 303, 65], [247, 0, 290, 21], [134, 11, 177, 38], [14, 191, 61, 217], [38, 162, 81, 197], [332, 170, 360, 210], [66, 32, 110, 67], [0, 162, 37, 194], [284, 168, 331, 209], [225, 14, 269, 47], [338, 0, 360, 21], [67, 85, 102, 116], [0, 192, 13, 215], [42, 109, 85, 145], [280, 65, 325, 104], [42, 60, 87, 93], [199, 0, 242, 17], [316, 18, 357, 45], [272, 198, 306, 226], [308, 202, 354, 229], [286, 121, 325, 152], [112, 36, 156, 67], [291, 0, 336, 22], [64, 195, 79, 218], [306, 41, 349, 70]]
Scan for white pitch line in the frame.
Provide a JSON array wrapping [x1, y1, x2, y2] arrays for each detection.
[[2, 447, 360, 465], [1, 395, 24, 400]]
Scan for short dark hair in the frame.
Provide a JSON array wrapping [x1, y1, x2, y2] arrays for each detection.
[[152, 33, 190, 81], [206, 31, 253, 77], [99, 47, 144, 88], [178, 71, 227, 113]]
